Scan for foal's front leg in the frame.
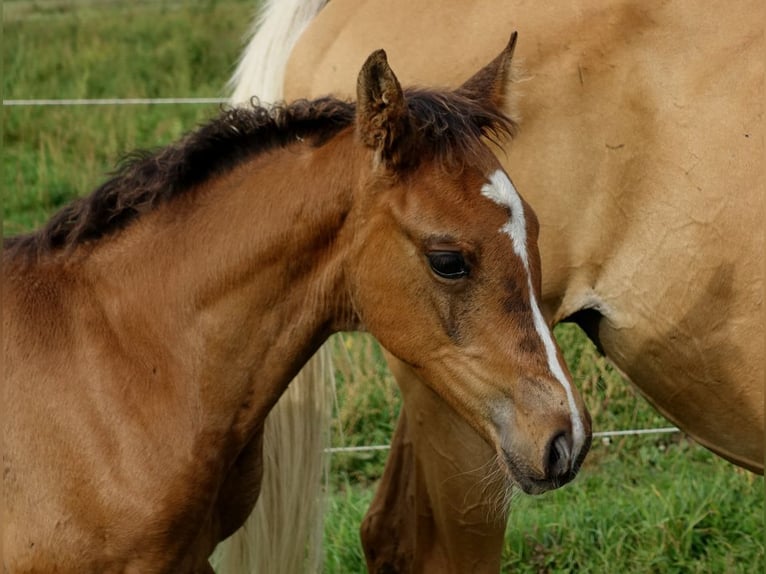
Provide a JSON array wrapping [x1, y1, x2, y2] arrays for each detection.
[[361, 354, 509, 573]]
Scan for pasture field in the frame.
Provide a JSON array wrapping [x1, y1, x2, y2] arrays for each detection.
[[3, 2, 763, 572]]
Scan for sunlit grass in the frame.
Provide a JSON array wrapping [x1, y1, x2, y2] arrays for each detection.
[[3, 0, 254, 233], [324, 330, 764, 572]]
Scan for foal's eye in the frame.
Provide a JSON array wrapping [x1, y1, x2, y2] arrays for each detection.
[[427, 251, 469, 279]]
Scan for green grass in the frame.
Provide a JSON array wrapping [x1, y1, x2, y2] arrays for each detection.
[[500, 438, 763, 573], [4, 2, 763, 572], [324, 330, 765, 572], [4, 0, 254, 234], [322, 439, 764, 573]]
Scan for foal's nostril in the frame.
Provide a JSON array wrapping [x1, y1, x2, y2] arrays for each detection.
[[545, 432, 573, 479]]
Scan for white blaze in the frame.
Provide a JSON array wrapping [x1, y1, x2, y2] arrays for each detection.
[[481, 169, 586, 458]]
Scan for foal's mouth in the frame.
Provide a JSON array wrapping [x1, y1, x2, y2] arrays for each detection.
[[500, 441, 590, 495]]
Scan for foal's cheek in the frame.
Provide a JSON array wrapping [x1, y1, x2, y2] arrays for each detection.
[[351, 243, 444, 358]]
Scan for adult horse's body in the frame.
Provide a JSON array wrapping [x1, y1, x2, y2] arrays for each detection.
[[2, 46, 591, 572], [227, 0, 763, 571]]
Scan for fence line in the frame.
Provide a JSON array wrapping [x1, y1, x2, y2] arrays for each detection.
[[325, 426, 682, 454], [592, 426, 680, 438], [3, 97, 228, 107], [6, 95, 684, 456]]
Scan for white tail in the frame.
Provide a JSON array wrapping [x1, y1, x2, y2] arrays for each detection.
[[211, 351, 332, 574], [229, 0, 329, 106], [213, 1, 332, 572]]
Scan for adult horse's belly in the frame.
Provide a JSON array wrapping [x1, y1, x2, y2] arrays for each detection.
[[286, 0, 764, 471]]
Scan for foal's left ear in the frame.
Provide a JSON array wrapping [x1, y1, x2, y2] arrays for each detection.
[[457, 31, 518, 110], [356, 50, 411, 166]]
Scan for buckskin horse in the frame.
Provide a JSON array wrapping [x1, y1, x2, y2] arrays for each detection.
[[220, 0, 764, 572], [2, 42, 592, 572]]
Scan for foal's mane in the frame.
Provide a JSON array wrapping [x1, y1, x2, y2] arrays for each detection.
[[4, 91, 515, 257]]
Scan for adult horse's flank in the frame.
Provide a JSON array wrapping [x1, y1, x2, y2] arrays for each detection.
[[2, 43, 591, 571], [227, 0, 763, 572]]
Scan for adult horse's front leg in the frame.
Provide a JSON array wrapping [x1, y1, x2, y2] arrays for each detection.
[[362, 353, 508, 573]]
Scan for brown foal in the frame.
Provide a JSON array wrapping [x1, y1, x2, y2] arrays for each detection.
[[2, 40, 590, 573]]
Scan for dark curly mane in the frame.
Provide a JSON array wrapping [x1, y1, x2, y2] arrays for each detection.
[[4, 90, 515, 258]]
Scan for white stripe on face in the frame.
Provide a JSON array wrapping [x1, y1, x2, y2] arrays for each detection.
[[481, 169, 586, 458]]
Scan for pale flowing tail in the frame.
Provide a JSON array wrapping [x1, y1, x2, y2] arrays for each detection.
[[213, 1, 331, 572], [229, 0, 329, 106], [211, 351, 332, 574]]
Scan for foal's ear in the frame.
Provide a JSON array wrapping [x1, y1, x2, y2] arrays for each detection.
[[457, 31, 518, 109], [356, 49, 411, 166]]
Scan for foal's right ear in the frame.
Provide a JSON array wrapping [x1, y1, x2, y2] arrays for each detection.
[[457, 31, 518, 110], [356, 50, 411, 167]]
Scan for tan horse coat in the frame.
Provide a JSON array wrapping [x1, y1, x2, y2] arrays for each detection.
[[287, 0, 764, 476], [281, 0, 763, 571]]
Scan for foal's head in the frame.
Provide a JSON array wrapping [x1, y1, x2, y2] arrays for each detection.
[[348, 35, 591, 493]]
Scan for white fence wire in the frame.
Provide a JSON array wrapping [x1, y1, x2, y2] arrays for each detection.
[[3, 98, 228, 106], [6, 95, 683, 456], [325, 427, 682, 454]]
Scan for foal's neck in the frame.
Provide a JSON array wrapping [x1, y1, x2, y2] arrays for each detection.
[[84, 133, 361, 441]]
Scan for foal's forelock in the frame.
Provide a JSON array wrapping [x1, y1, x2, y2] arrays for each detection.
[[481, 170, 587, 457]]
